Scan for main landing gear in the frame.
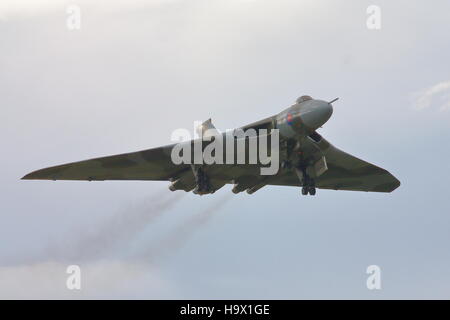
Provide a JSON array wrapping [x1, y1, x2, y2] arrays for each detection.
[[301, 185, 316, 196], [295, 166, 316, 196], [191, 166, 212, 194], [283, 161, 317, 196]]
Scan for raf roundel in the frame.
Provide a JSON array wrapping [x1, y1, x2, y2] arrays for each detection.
[[286, 113, 294, 125]]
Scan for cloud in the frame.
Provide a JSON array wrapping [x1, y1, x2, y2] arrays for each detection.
[[0, 260, 173, 299], [0, 192, 231, 299], [0, 190, 184, 298], [0, 0, 180, 20], [412, 81, 450, 111]]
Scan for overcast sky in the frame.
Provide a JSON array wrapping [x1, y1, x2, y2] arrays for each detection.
[[1, 0, 450, 299]]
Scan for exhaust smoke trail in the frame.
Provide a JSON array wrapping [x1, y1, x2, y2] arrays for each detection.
[[57, 189, 186, 261], [1, 190, 231, 298], [6, 189, 185, 266], [0, 189, 185, 298], [134, 192, 233, 261]]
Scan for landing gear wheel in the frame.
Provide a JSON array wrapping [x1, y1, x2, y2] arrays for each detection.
[[296, 165, 316, 196], [301, 186, 309, 195]]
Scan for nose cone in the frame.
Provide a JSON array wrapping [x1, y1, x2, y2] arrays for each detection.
[[301, 101, 333, 130]]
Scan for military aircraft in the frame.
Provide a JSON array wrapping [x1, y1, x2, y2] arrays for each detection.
[[22, 96, 400, 196]]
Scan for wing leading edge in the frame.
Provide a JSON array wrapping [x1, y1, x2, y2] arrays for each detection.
[[22, 144, 188, 181]]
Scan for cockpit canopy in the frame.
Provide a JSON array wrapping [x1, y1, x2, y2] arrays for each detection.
[[296, 95, 313, 104]]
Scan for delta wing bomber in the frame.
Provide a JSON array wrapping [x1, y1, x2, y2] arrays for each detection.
[[23, 96, 400, 196]]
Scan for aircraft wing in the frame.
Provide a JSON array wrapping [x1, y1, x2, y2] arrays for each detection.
[[22, 144, 190, 181], [22, 116, 275, 187], [315, 145, 400, 192], [268, 137, 400, 193], [21, 142, 264, 194], [23, 132, 400, 194]]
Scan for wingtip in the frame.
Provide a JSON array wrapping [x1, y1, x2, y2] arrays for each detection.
[[21, 172, 36, 180], [387, 177, 401, 193], [21, 169, 53, 180], [393, 178, 401, 191]]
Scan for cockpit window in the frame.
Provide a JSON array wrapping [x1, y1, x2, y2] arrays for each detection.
[[296, 95, 313, 104]]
